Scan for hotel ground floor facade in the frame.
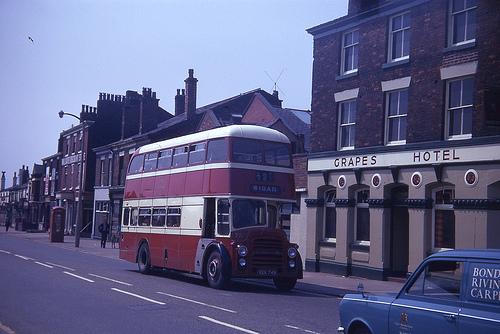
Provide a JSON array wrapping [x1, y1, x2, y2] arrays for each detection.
[[290, 137, 500, 280]]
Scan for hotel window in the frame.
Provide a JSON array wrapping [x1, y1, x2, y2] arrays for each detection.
[[341, 29, 359, 75], [338, 99, 356, 150], [433, 187, 455, 250], [100, 159, 105, 186], [446, 77, 474, 139], [324, 190, 337, 241], [388, 12, 410, 62], [385, 89, 408, 144], [354, 188, 370, 245], [449, 0, 476, 46]]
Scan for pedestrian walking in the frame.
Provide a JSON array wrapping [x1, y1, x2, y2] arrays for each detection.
[[98, 222, 110, 248], [5, 208, 12, 232]]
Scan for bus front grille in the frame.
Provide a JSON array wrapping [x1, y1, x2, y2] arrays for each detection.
[[251, 238, 283, 268]]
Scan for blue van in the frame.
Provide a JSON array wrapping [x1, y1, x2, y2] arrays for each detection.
[[338, 249, 500, 334]]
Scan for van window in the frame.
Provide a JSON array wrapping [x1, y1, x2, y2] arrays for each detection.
[[466, 262, 500, 305], [406, 260, 463, 300]]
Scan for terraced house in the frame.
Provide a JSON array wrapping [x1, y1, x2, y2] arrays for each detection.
[[299, 0, 500, 280]]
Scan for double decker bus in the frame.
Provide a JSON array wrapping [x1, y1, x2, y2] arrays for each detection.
[[120, 125, 302, 290]]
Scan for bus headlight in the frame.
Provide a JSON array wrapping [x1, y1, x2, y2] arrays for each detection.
[[239, 258, 247, 267], [237, 245, 248, 257], [288, 259, 296, 268], [288, 247, 297, 259]]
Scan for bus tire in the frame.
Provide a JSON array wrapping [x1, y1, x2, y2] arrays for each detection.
[[206, 251, 229, 289], [273, 277, 297, 291], [137, 243, 151, 274]]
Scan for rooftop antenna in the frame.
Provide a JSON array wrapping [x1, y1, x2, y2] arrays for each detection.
[[264, 69, 286, 98]]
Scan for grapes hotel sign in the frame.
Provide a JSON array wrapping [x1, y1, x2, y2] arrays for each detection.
[[308, 143, 500, 172]]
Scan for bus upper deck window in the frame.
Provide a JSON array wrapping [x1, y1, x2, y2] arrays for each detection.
[[128, 155, 144, 174], [264, 142, 291, 167], [207, 139, 228, 163], [172, 147, 188, 168], [157, 149, 172, 169], [144, 152, 158, 172], [188, 143, 206, 165], [232, 138, 263, 164]]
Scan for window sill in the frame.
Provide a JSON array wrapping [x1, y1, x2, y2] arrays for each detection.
[[351, 242, 370, 252], [386, 140, 406, 146], [336, 71, 358, 81], [382, 58, 410, 69], [443, 40, 476, 53], [338, 146, 355, 151], [446, 134, 472, 141], [320, 240, 336, 247]]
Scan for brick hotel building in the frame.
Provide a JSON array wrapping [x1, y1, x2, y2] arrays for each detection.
[[296, 0, 500, 279]]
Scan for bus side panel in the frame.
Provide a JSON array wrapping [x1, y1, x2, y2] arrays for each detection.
[[184, 170, 204, 195], [169, 171, 186, 197], [141, 175, 155, 199], [177, 235, 200, 272], [153, 173, 170, 198], [204, 168, 230, 195], [124, 178, 141, 200], [149, 230, 183, 270], [119, 231, 138, 263]]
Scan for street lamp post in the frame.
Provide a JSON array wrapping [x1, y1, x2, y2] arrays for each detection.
[[58, 110, 83, 248]]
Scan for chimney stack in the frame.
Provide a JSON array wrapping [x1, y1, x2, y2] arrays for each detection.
[[1, 171, 5, 190], [175, 89, 186, 116], [272, 90, 283, 108], [13, 172, 17, 187], [184, 69, 198, 119]]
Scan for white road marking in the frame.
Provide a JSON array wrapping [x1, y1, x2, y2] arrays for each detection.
[[111, 288, 166, 305], [156, 292, 236, 313], [14, 254, 33, 260], [285, 324, 321, 334], [198, 316, 259, 334], [0, 250, 11, 254], [0, 321, 15, 334], [63, 271, 95, 283], [45, 262, 75, 271], [89, 274, 132, 286], [35, 261, 54, 268]]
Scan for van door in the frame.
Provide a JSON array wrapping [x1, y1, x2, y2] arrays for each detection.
[[388, 259, 463, 334], [458, 261, 500, 334]]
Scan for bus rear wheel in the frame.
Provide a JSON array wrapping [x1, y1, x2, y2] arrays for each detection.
[[206, 251, 229, 289], [273, 277, 297, 291], [137, 243, 151, 274]]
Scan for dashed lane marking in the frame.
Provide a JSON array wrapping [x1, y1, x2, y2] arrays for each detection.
[[0, 321, 16, 334], [14, 254, 33, 260], [45, 262, 75, 271], [157, 292, 236, 313], [35, 261, 54, 268], [63, 271, 95, 283], [111, 288, 166, 305], [285, 324, 321, 334], [198, 316, 260, 334], [0, 250, 12, 254], [89, 274, 133, 286]]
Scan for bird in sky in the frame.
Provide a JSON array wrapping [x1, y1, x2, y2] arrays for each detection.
[[28, 36, 34, 43]]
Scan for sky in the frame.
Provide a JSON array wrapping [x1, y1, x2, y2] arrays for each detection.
[[0, 0, 347, 187]]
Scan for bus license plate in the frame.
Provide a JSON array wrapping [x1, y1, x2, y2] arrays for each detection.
[[257, 269, 277, 277]]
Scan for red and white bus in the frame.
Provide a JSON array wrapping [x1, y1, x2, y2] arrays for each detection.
[[119, 125, 302, 290]]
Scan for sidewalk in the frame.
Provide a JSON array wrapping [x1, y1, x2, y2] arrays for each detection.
[[2, 229, 404, 296]]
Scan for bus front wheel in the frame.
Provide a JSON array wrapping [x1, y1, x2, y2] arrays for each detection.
[[137, 243, 151, 274], [206, 251, 229, 289], [273, 277, 297, 291]]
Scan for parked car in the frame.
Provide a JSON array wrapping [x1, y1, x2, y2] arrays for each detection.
[[338, 249, 500, 334]]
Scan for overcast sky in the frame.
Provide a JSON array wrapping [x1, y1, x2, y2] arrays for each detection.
[[0, 0, 347, 187]]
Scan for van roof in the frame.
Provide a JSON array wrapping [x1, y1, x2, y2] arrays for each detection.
[[428, 249, 500, 261]]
